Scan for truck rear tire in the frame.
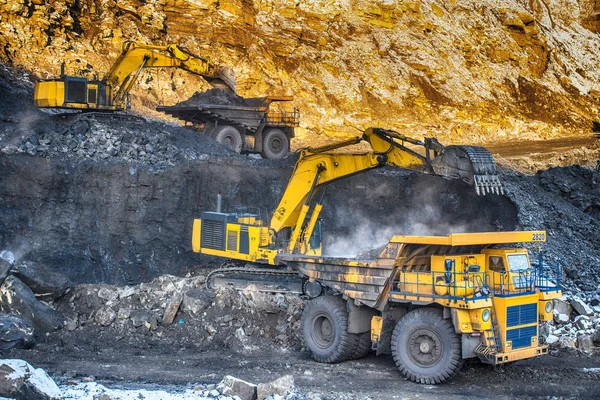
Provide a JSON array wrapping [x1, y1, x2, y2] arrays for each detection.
[[212, 125, 243, 153], [391, 308, 463, 384], [350, 332, 372, 360], [261, 129, 289, 160], [302, 295, 357, 363]]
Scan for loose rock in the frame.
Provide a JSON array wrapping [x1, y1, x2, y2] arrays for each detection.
[[0, 359, 61, 400], [0, 314, 34, 351], [257, 375, 294, 400], [10, 261, 69, 301], [218, 375, 257, 400], [0, 276, 63, 332], [570, 296, 593, 316]]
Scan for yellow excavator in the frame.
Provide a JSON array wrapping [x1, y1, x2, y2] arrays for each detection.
[[34, 41, 235, 112], [191, 128, 561, 383]]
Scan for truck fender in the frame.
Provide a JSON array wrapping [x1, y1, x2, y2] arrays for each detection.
[[347, 300, 377, 334]]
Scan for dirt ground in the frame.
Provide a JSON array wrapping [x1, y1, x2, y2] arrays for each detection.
[[10, 341, 600, 399]]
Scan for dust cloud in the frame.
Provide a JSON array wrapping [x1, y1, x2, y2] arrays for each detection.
[[322, 175, 495, 258]]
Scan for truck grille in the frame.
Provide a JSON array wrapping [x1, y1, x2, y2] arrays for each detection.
[[506, 303, 537, 327], [506, 325, 537, 349], [201, 220, 225, 250]]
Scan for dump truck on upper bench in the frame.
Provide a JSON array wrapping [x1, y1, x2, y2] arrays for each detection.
[[157, 96, 299, 160], [191, 128, 562, 384]]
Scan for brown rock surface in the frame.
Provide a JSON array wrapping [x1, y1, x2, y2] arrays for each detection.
[[2, 1, 600, 143]]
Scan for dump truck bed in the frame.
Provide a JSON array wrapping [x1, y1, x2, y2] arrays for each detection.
[[276, 231, 548, 310], [157, 104, 267, 132]]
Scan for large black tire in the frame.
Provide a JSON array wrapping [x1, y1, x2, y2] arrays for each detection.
[[212, 125, 243, 153], [261, 128, 289, 160], [391, 308, 463, 384], [302, 296, 357, 363], [349, 332, 372, 360]]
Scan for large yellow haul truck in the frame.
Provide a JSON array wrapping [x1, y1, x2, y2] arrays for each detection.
[[191, 128, 561, 383]]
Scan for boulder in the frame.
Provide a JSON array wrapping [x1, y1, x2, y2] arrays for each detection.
[[577, 334, 594, 352], [553, 298, 572, 316], [182, 288, 215, 317], [130, 310, 158, 330], [0, 314, 34, 351], [162, 292, 182, 326], [0, 276, 64, 332], [546, 334, 559, 345], [94, 307, 116, 326], [257, 375, 294, 400], [0, 359, 62, 400], [217, 375, 257, 400], [574, 315, 593, 331], [11, 261, 69, 301], [570, 296, 593, 316], [553, 309, 569, 324]]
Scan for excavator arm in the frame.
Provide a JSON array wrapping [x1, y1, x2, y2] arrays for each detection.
[[271, 128, 503, 253], [106, 41, 236, 107]]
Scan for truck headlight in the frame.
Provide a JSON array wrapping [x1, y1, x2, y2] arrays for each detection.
[[482, 309, 491, 322], [545, 301, 552, 314]]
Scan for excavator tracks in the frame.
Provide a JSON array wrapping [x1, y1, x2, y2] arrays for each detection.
[[206, 263, 304, 293]]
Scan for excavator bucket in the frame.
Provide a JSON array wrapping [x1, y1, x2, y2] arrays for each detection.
[[431, 145, 504, 195], [211, 66, 236, 92]]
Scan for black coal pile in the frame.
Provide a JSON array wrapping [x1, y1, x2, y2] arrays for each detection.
[[502, 166, 600, 293], [175, 88, 250, 107], [1, 113, 238, 167], [538, 165, 600, 219]]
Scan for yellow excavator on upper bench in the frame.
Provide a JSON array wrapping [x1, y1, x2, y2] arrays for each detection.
[[34, 41, 235, 113]]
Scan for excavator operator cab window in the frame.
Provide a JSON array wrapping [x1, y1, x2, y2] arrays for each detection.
[[309, 220, 322, 250], [488, 256, 505, 272]]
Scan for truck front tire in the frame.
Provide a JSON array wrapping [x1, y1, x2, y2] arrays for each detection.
[[391, 308, 463, 384], [261, 129, 289, 160], [212, 125, 243, 153], [302, 296, 357, 363]]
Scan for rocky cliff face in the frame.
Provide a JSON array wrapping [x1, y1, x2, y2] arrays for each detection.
[[2, 0, 600, 142]]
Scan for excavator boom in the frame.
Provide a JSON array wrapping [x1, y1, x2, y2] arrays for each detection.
[[271, 128, 503, 251], [33, 41, 235, 112]]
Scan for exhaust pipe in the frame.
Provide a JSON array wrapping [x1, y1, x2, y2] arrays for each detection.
[[216, 194, 222, 213]]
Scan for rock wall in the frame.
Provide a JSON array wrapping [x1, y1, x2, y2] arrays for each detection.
[[0, 154, 516, 284], [2, 1, 600, 142]]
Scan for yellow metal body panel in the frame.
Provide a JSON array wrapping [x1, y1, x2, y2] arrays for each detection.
[[192, 219, 201, 253], [451, 308, 492, 333], [493, 346, 548, 364], [371, 316, 383, 345], [391, 231, 546, 246], [34, 81, 65, 108]]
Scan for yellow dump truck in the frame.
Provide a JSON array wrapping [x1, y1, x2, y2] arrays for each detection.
[[192, 127, 561, 383]]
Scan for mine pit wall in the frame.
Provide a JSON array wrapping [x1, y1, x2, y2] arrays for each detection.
[[0, 154, 518, 285]]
